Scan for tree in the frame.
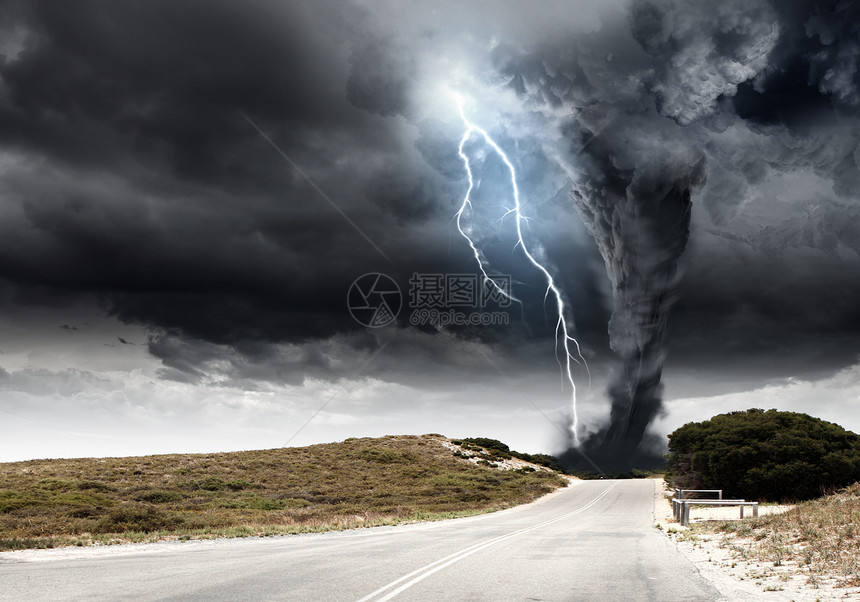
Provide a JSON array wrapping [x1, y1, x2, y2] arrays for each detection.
[[666, 409, 860, 501]]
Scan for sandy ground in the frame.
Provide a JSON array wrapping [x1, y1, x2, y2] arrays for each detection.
[[653, 479, 860, 601]]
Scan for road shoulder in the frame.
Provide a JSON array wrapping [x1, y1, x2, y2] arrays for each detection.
[[653, 478, 860, 601]]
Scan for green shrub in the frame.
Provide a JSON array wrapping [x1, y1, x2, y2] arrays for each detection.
[[137, 490, 183, 504], [667, 409, 860, 501], [77, 481, 117, 492], [190, 478, 248, 492], [212, 496, 310, 510], [459, 438, 564, 470], [96, 505, 184, 533], [0, 491, 45, 513], [216, 496, 288, 510], [512, 453, 559, 471], [358, 449, 415, 464], [462, 438, 512, 459], [68, 506, 100, 518], [0, 490, 112, 513], [36, 478, 75, 491]]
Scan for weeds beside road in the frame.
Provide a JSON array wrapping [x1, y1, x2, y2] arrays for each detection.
[[661, 480, 860, 599], [703, 483, 860, 587]]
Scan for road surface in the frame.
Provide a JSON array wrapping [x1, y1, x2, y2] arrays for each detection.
[[0, 479, 721, 601]]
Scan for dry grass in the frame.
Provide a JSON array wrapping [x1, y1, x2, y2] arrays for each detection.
[[700, 482, 860, 586], [0, 434, 566, 551]]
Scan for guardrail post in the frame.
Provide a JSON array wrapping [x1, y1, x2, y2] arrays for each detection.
[[671, 499, 758, 525], [718, 490, 723, 500]]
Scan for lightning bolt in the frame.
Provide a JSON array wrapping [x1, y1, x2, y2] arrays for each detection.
[[454, 93, 589, 446]]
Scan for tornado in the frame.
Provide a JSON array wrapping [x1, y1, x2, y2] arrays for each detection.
[[565, 116, 706, 471]]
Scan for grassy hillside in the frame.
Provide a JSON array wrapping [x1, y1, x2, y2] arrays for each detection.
[[0, 434, 567, 551]]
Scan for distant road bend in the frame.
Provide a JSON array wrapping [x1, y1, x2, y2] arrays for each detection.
[[0, 479, 721, 601]]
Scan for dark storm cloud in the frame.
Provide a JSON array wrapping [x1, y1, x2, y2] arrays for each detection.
[[0, 0, 609, 389], [639, 0, 860, 381], [631, 0, 781, 126], [143, 324, 561, 395], [673, 236, 860, 374], [459, 0, 860, 464], [0, 0, 472, 361], [2, 0, 859, 413]]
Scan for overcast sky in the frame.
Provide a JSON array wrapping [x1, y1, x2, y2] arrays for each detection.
[[1, 0, 859, 462]]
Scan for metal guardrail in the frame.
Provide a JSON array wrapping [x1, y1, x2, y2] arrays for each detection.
[[671, 498, 745, 519], [672, 498, 759, 525], [674, 489, 722, 500]]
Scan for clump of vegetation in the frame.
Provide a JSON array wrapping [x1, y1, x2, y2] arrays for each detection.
[[0, 435, 566, 551], [701, 483, 860, 585], [666, 409, 860, 501], [455, 438, 562, 471]]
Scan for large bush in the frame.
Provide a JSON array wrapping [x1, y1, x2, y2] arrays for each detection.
[[667, 409, 860, 501]]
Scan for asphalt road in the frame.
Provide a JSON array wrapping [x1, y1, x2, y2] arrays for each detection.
[[0, 479, 721, 601]]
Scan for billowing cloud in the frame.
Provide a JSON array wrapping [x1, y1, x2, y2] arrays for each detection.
[[0, 0, 859, 462]]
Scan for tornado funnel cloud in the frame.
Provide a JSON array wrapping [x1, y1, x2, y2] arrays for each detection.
[[568, 131, 705, 470]]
